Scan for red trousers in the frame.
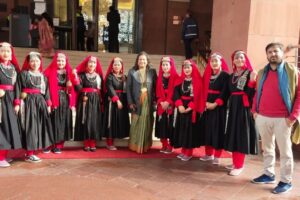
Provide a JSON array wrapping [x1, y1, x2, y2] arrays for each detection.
[[26, 150, 35, 156], [181, 148, 193, 156], [205, 146, 222, 158], [55, 141, 64, 149], [106, 138, 113, 146], [0, 150, 8, 161], [84, 139, 96, 148], [232, 152, 245, 169], [160, 138, 172, 149]]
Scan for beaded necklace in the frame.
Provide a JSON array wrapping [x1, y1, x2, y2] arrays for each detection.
[[0, 63, 16, 80], [231, 70, 244, 84], [28, 71, 42, 88]]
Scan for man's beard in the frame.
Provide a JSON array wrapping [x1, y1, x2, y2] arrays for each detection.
[[268, 57, 282, 65]]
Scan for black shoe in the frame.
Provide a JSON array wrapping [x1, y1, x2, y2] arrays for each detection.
[[83, 147, 90, 152], [90, 147, 97, 152], [52, 148, 62, 154]]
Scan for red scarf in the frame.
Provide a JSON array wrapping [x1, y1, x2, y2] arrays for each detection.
[[44, 52, 76, 108], [156, 56, 179, 116], [104, 57, 125, 94], [174, 59, 202, 121], [231, 50, 253, 72], [202, 53, 229, 112], [0, 42, 20, 72], [22, 52, 43, 72]]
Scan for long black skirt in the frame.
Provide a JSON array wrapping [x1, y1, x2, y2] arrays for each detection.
[[74, 92, 102, 141], [200, 106, 227, 149], [155, 112, 173, 139], [21, 94, 54, 150], [103, 96, 130, 139], [171, 110, 201, 148], [224, 98, 258, 155], [0, 91, 22, 150], [51, 91, 73, 143]]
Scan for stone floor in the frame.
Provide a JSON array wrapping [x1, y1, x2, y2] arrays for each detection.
[[0, 150, 300, 200]]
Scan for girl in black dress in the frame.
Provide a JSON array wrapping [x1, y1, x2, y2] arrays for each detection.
[[72, 56, 104, 152], [0, 42, 22, 167], [15, 52, 54, 163], [44, 52, 76, 154], [103, 57, 130, 150], [155, 56, 178, 154], [199, 53, 230, 165], [224, 50, 258, 176], [172, 60, 202, 161]]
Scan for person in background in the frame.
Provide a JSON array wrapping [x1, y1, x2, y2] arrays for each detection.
[[76, 6, 86, 51], [85, 21, 96, 52], [29, 16, 39, 48], [181, 10, 198, 59], [38, 12, 54, 57], [107, 5, 120, 53], [0, 42, 22, 168]]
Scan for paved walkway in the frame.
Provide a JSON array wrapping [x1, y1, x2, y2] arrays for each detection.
[[0, 150, 299, 200]]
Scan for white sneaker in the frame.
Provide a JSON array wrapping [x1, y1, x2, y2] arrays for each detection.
[[0, 160, 10, 167], [25, 155, 42, 163], [106, 145, 117, 151], [225, 164, 235, 170], [181, 155, 193, 161], [6, 158, 13, 163], [177, 153, 184, 159], [229, 168, 244, 176], [212, 158, 220, 165], [162, 148, 173, 154], [199, 155, 214, 161]]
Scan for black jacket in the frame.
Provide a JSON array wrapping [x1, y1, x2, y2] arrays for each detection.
[[126, 67, 157, 115]]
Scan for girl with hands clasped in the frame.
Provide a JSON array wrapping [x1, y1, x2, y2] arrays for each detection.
[[103, 57, 130, 150], [171, 60, 202, 161]]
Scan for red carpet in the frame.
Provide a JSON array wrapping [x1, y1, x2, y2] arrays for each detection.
[[7, 147, 231, 159]]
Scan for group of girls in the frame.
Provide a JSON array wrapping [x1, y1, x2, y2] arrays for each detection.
[[0, 42, 258, 177]]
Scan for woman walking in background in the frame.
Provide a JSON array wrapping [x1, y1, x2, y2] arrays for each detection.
[[127, 52, 157, 154], [38, 12, 54, 58]]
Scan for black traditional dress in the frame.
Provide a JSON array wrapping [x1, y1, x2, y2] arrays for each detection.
[[51, 72, 73, 143], [171, 80, 201, 148], [15, 70, 54, 150], [155, 77, 173, 139], [74, 73, 103, 141], [224, 70, 258, 155], [103, 73, 129, 139], [200, 71, 229, 149], [0, 63, 22, 150]]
